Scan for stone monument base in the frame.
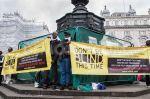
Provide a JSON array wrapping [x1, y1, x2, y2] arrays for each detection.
[[0, 82, 150, 99]]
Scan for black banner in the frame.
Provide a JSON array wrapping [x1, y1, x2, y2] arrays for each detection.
[[17, 52, 47, 71], [108, 58, 150, 73]]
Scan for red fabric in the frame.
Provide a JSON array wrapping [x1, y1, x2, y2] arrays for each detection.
[[137, 75, 142, 81]]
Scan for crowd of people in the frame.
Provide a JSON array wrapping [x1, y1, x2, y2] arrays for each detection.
[[0, 32, 150, 90]]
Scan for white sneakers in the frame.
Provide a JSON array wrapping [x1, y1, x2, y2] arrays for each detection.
[[34, 82, 40, 88]]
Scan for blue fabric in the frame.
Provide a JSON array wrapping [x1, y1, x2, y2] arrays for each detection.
[[59, 58, 71, 85], [97, 83, 106, 90]]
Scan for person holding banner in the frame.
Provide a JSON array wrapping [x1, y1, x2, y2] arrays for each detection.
[[43, 32, 60, 89], [50, 32, 61, 85], [0, 51, 4, 85], [59, 32, 72, 90], [4, 47, 13, 84], [145, 40, 150, 87]]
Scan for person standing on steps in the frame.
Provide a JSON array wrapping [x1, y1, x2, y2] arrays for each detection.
[[4, 47, 13, 84], [145, 40, 150, 87], [59, 32, 72, 90]]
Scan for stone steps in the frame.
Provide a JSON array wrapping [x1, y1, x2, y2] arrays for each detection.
[[0, 85, 73, 99], [1, 83, 150, 99]]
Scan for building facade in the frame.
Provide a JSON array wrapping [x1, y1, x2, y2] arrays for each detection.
[[0, 12, 49, 52], [101, 5, 150, 47]]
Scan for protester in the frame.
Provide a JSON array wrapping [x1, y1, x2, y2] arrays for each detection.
[[42, 32, 60, 89], [9, 47, 18, 83], [9, 48, 18, 83], [145, 40, 150, 87], [34, 71, 42, 88], [59, 32, 72, 90], [0, 51, 4, 85], [4, 47, 13, 84], [50, 32, 61, 85]]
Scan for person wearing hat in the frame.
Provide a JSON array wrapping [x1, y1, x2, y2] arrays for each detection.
[[51, 32, 60, 41], [145, 40, 150, 87], [59, 32, 72, 90]]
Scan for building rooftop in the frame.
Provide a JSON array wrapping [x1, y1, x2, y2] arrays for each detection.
[[101, 5, 150, 18]]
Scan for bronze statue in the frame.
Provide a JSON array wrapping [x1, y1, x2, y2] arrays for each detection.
[[71, 0, 89, 6]]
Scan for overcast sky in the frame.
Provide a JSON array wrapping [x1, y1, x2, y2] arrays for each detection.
[[0, 0, 150, 32]]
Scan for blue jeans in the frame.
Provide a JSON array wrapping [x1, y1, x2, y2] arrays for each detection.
[[59, 58, 71, 86]]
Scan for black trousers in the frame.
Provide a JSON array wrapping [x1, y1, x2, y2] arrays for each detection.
[[51, 61, 58, 84], [0, 67, 3, 84], [146, 75, 150, 86], [43, 61, 58, 86]]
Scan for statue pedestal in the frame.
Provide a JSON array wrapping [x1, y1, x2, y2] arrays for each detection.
[[56, 0, 105, 33]]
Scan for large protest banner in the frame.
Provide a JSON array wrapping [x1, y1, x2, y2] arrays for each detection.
[[2, 38, 51, 75], [70, 42, 150, 75]]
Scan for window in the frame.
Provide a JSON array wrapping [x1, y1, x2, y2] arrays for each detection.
[[106, 21, 109, 26], [144, 20, 147, 25], [134, 20, 138, 25], [120, 21, 123, 25], [109, 32, 116, 37], [115, 20, 118, 26], [139, 36, 148, 46], [124, 20, 128, 25], [140, 38, 146, 43], [88, 36, 97, 44], [139, 20, 142, 25], [139, 31, 146, 36], [100, 36, 122, 46], [123, 36, 133, 42], [111, 21, 114, 25], [124, 31, 131, 36]]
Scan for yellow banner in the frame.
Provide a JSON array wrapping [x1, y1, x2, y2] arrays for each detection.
[[70, 42, 150, 75], [2, 38, 51, 75]]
